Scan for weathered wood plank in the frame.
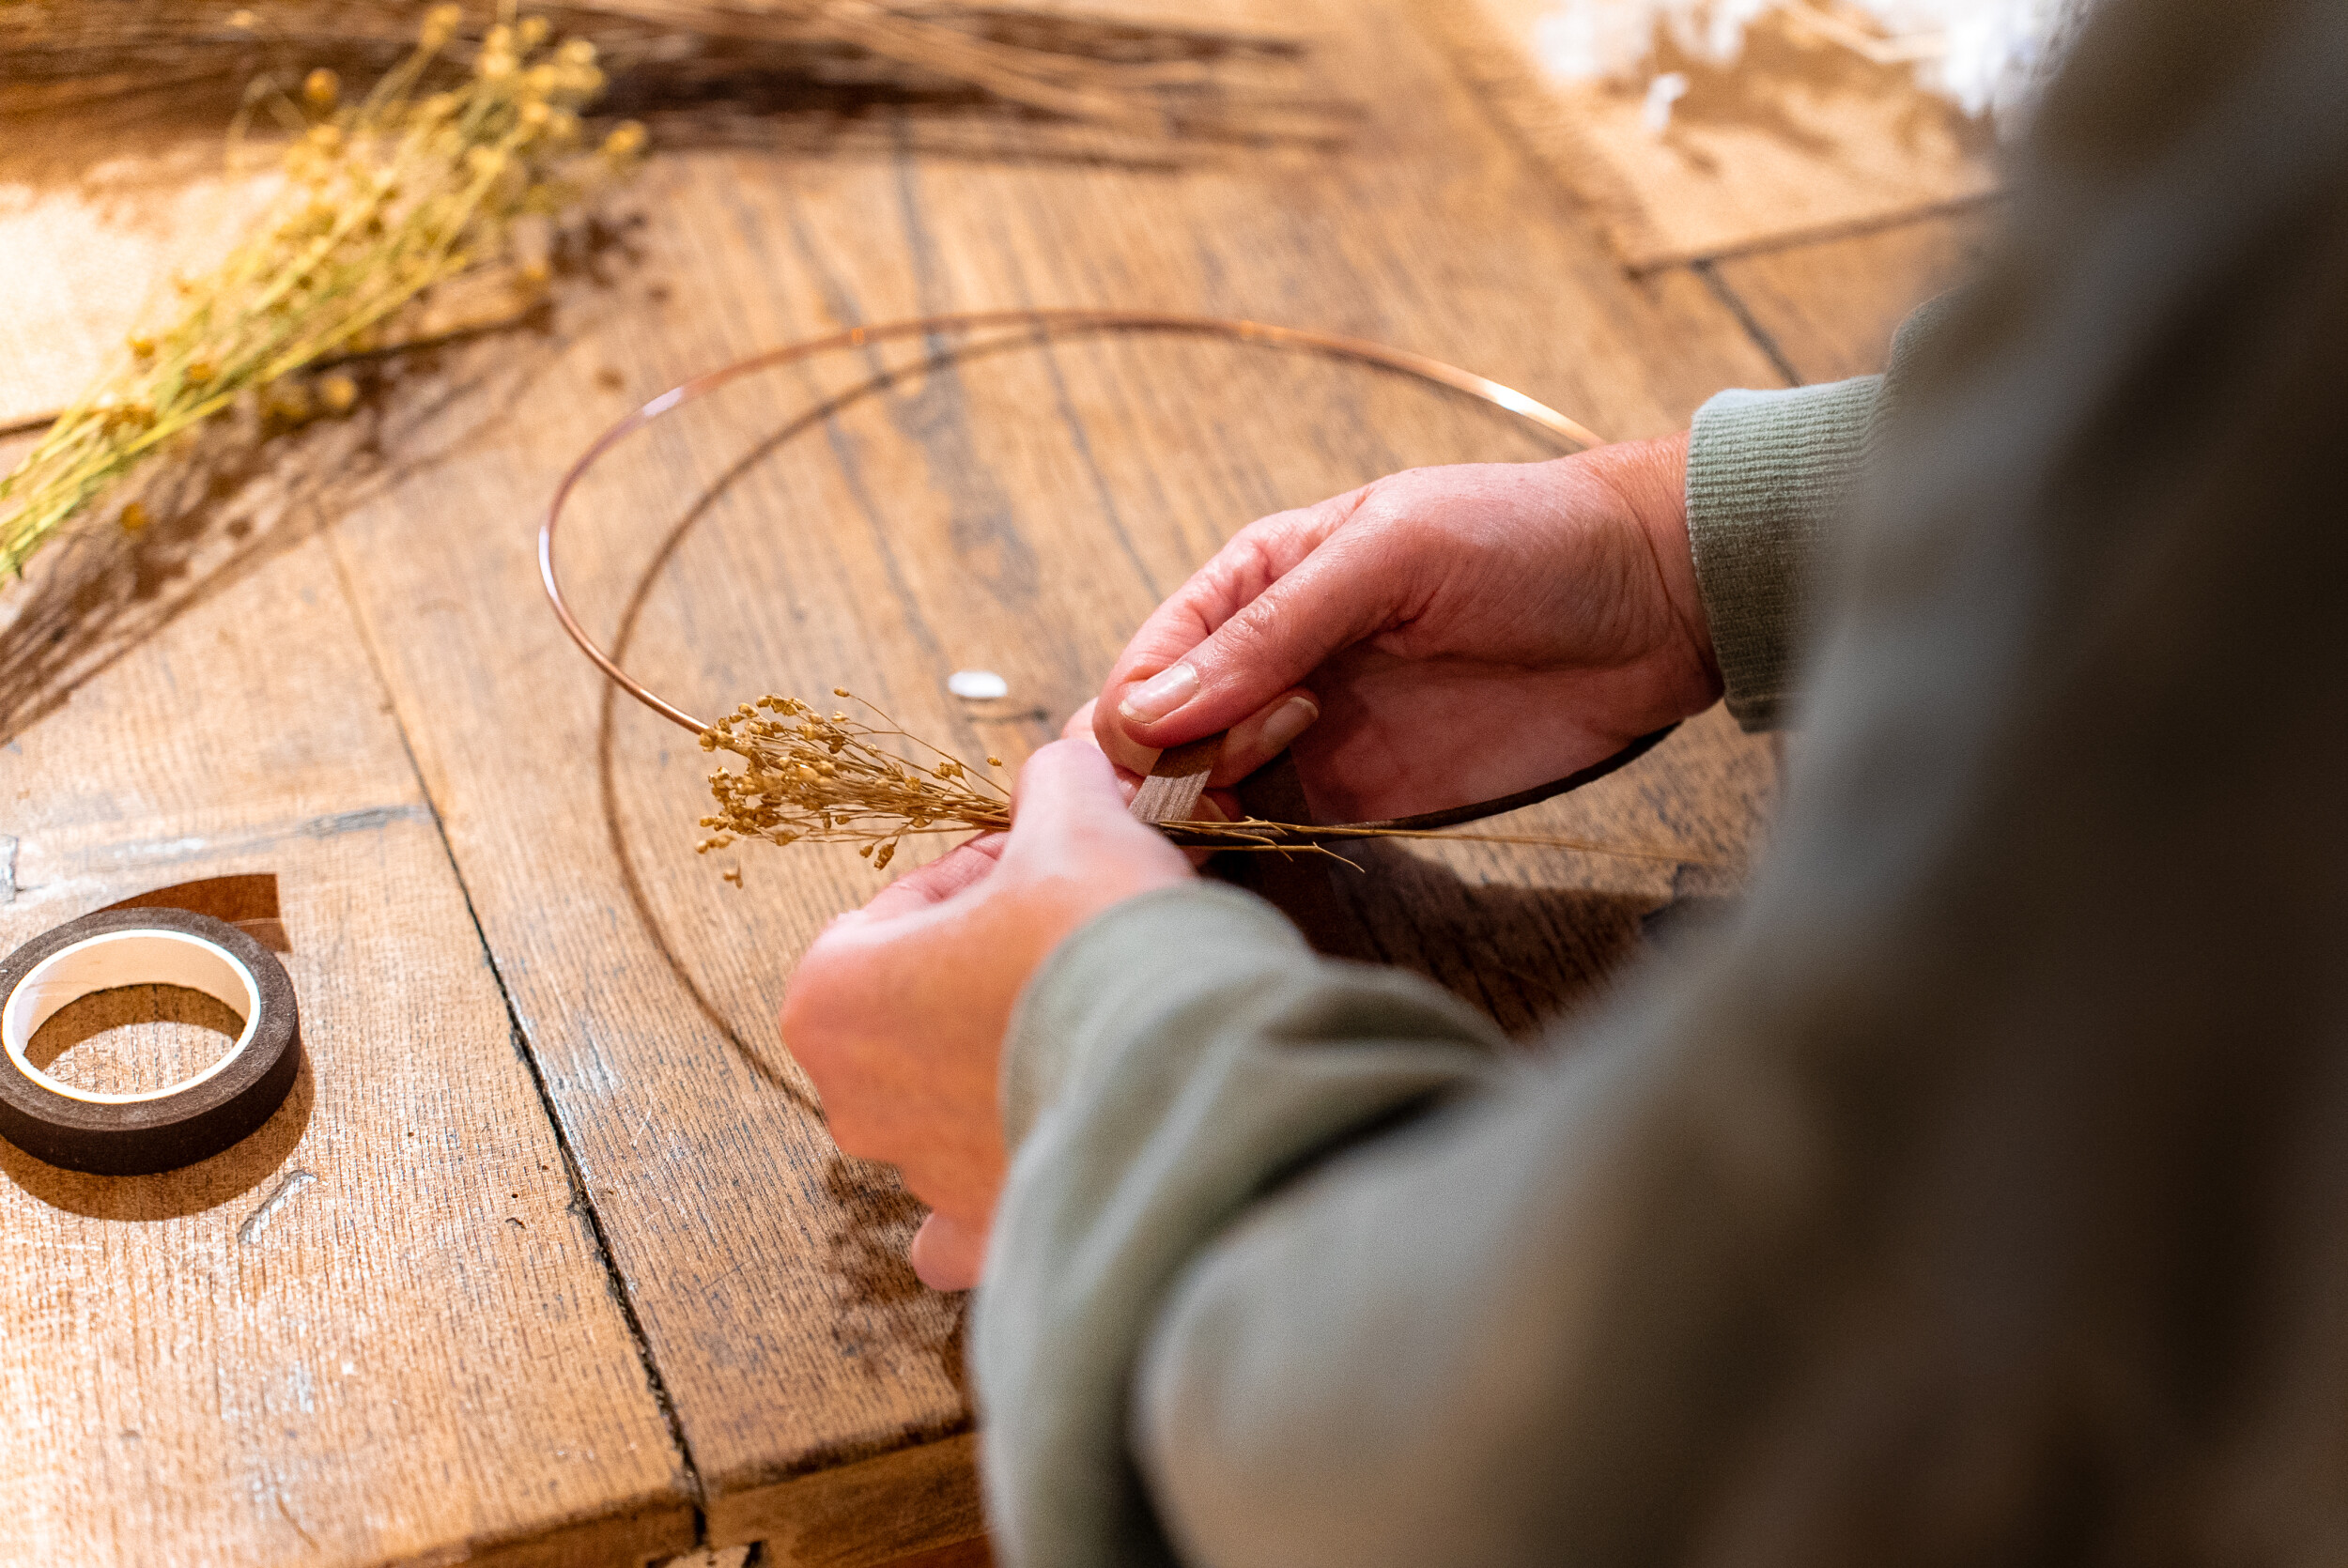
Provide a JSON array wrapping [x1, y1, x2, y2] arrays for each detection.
[[0, 530, 691, 1564], [319, 0, 1787, 1550], [1707, 208, 1997, 383]]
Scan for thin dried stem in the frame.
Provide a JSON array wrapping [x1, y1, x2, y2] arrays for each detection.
[[0, 6, 644, 578], [2, 3, 1332, 145], [699, 690, 1728, 878], [697, 689, 1013, 872]]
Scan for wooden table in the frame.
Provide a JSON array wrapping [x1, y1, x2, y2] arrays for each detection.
[[0, 3, 1980, 1562]]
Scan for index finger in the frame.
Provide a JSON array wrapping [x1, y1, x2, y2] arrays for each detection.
[[1093, 485, 1376, 773]]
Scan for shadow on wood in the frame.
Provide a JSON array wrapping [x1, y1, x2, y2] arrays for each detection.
[[0, 1048, 314, 1221]]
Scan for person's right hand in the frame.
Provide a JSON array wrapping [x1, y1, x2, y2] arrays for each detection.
[[1091, 434, 1721, 822]]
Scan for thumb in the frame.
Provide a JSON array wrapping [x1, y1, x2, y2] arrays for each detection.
[[908, 1211, 987, 1292], [1006, 739, 1190, 881]]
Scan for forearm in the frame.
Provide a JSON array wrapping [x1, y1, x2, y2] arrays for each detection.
[[977, 884, 1506, 1567]]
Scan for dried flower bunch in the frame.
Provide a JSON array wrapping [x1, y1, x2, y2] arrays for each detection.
[[0, 5, 645, 578], [695, 690, 1713, 876], [5, 2, 1329, 146], [696, 691, 1013, 872]]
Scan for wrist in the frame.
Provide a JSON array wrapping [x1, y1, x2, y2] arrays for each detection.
[[1584, 430, 1719, 699]]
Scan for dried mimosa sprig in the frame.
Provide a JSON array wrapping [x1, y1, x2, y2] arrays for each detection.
[[696, 690, 1725, 875], [0, 6, 647, 578]]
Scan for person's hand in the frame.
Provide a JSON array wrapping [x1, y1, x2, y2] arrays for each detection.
[[780, 740, 1192, 1291], [1091, 436, 1716, 822]]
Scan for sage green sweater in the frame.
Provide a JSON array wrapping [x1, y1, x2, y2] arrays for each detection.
[[970, 352, 1884, 1567], [972, 1, 2348, 1560]]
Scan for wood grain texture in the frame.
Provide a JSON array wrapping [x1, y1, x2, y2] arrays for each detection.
[[312, 0, 1787, 1552], [0, 532, 691, 1564], [720, 1432, 984, 1567], [1439, 0, 1996, 270], [1707, 208, 1999, 383]]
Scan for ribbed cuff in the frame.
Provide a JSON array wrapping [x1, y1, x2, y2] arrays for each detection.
[[1687, 376, 1882, 730]]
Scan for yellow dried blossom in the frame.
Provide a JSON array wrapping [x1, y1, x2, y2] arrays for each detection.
[[265, 381, 314, 423], [692, 690, 1704, 878], [0, 16, 641, 577], [420, 5, 464, 50], [698, 691, 1013, 871]]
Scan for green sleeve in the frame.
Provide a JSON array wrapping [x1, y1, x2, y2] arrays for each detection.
[[1686, 297, 1958, 730], [1685, 375, 1883, 730], [976, 883, 1505, 1568]]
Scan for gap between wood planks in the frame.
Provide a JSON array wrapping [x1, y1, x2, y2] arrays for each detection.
[[1410, 0, 1985, 393], [317, 533, 716, 1549], [1691, 259, 1804, 387]]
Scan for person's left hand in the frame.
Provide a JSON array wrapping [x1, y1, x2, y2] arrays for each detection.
[[780, 739, 1193, 1291]]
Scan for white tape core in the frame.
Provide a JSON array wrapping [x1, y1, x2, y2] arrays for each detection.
[[2, 930, 260, 1105]]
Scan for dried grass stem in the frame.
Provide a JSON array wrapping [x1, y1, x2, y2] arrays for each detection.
[[699, 690, 1726, 876]]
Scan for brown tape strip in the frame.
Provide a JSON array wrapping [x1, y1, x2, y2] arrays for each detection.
[[0, 905, 301, 1175], [1130, 733, 1226, 825], [102, 871, 289, 953]]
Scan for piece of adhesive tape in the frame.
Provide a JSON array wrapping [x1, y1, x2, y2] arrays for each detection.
[[0, 907, 301, 1175]]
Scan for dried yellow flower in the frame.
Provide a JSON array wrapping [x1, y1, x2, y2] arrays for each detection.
[[420, 5, 463, 50], [265, 381, 315, 423], [0, 16, 637, 577], [693, 689, 1707, 879], [699, 691, 1014, 873]]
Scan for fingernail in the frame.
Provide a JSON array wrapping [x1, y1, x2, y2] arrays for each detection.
[[1259, 694, 1319, 753], [1118, 663, 1198, 724]]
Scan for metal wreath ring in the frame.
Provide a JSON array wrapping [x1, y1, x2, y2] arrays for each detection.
[[538, 307, 1675, 840]]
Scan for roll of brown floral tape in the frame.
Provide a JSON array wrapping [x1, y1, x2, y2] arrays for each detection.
[[0, 906, 301, 1175]]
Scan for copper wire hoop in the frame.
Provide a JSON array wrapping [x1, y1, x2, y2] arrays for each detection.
[[539, 308, 1670, 837]]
